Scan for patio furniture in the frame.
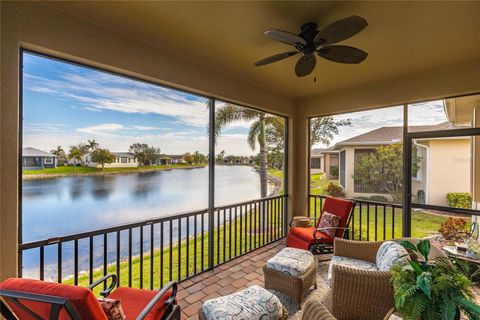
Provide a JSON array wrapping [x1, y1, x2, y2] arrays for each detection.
[[263, 247, 317, 309], [286, 197, 354, 253], [0, 275, 179, 320], [326, 238, 446, 319], [198, 285, 287, 320], [301, 298, 396, 320]]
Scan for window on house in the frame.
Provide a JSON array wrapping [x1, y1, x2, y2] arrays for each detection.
[[44, 157, 53, 164]]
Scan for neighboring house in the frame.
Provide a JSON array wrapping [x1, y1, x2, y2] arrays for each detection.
[[84, 152, 139, 168], [169, 155, 186, 164], [310, 148, 339, 178], [158, 156, 173, 165], [22, 147, 57, 170], [331, 122, 471, 206]]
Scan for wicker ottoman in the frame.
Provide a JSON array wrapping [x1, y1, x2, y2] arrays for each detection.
[[199, 285, 287, 320], [263, 247, 317, 309]]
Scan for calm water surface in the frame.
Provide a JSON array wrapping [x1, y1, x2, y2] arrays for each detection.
[[22, 166, 272, 278]]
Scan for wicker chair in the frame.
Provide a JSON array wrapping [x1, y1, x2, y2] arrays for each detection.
[[324, 238, 447, 320], [302, 298, 395, 320]]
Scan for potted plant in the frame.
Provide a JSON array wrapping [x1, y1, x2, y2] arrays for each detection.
[[391, 239, 480, 320]]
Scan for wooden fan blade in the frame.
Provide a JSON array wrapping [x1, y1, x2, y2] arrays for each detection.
[[318, 45, 367, 64], [264, 29, 307, 46], [295, 55, 316, 77], [254, 51, 298, 66], [314, 15, 368, 46]]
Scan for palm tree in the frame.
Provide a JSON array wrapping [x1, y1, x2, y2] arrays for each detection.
[[213, 103, 283, 198], [87, 139, 99, 151], [68, 146, 82, 174], [50, 146, 66, 164]]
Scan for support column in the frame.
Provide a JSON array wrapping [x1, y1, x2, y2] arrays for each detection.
[[291, 109, 309, 217], [472, 107, 480, 238]]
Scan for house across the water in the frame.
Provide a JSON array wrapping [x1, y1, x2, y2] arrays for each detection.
[[22, 147, 57, 170], [310, 148, 339, 179]]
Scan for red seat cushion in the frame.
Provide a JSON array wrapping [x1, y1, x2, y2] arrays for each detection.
[[317, 197, 354, 238], [0, 278, 107, 320], [109, 286, 172, 320], [286, 227, 333, 250]]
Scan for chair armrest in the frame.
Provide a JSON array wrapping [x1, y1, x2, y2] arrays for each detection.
[[136, 281, 178, 320], [331, 265, 394, 320], [88, 274, 117, 297], [333, 238, 383, 263], [302, 298, 336, 320]]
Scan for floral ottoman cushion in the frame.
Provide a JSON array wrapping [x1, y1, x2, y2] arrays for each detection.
[[266, 247, 315, 277], [202, 285, 284, 320], [376, 241, 410, 271], [327, 255, 378, 286]]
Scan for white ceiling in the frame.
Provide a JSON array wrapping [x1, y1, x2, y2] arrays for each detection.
[[43, 1, 480, 99]]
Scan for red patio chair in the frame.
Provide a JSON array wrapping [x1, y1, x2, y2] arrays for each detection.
[[0, 275, 179, 320], [286, 197, 355, 253]]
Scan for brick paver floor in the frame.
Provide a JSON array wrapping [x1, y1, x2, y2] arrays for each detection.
[[177, 239, 480, 320]]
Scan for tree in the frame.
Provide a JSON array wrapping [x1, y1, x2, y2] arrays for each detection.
[[193, 151, 206, 164], [353, 143, 421, 203], [76, 143, 90, 165], [310, 117, 352, 146], [183, 152, 194, 164], [212, 104, 283, 198], [129, 143, 160, 166], [91, 148, 116, 171], [50, 146, 67, 164], [216, 150, 226, 163], [87, 139, 99, 151], [67, 146, 82, 174]]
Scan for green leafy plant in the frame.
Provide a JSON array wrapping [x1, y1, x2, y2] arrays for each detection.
[[446, 193, 472, 209], [323, 182, 346, 198], [392, 239, 480, 320], [438, 217, 469, 244]]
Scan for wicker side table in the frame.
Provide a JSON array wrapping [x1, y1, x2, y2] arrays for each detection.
[[291, 216, 312, 228]]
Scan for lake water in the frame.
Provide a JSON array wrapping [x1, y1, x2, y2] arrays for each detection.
[[21, 166, 273, 278]]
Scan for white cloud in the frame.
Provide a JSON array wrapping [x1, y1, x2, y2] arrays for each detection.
[[77, 123, 124, 135], [131, 125, 161, 131]]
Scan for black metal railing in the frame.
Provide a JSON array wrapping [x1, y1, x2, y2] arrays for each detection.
[[309, 195, 402, 241], [19, 195, 286, 289]]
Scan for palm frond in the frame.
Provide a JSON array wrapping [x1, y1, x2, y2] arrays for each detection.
[[211, 103, 261, 142], [247, 120, 260, 150]]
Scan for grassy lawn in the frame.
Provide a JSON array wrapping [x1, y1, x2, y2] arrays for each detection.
[[64, 204, 283, 293], [310, 173, 338, 196], [23, 164, 206, 175]]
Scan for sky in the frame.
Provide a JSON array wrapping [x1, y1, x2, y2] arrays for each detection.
[[22, 52, 256, 156], [22, 51, 447, 154], [312, 100, 448, 149]]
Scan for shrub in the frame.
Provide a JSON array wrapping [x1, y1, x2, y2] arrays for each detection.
[[354, 196, 369, 201], [438, 217, 468, 243], [446, 192, 472, 209], [329, 166, 339, 177], [369, 195, 389, 203], [323, 182, 346, 198]]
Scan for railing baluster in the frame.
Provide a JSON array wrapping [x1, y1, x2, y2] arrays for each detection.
[[223, 209, 226, 262], [186, 217, 189, 278], [244, 205, 248, 252], [194, 215, 197, 275], [240, 205, 243, 254], [383, 205, 387, 240], [169, 220, 173, 281], [160, 221, 164, 287], [217, 210, 220, 264], [74, 239, 79, 286], [249, 203, 253, 251], [40, 246, 44, 281], [103, 233, 107, 290], [201, 212, 205, 271], [359, 203, 363, 241], [128, 228, 132, 287], [234, 206, 238, 256], [178, 218, 181, 281], [314, 197, 317, 220], [391, 206, 395, 239], [89, 237, 93, 285], [229, 207, 232, 259], [150, 224, 154, 290], [116, 231, 121, 287], [140, 226, 144, 288], [58, 242, 62, 283], [366, 203, 370, 241], [374, 205, 378, 241]]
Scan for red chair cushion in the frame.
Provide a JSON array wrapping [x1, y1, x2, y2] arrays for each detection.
[[286, 227, 333, 250], [0, 278, 107, 320], [109, 286, 172, 320]]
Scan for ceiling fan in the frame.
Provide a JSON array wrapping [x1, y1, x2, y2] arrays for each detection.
[[254, 16, 368, 77]]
